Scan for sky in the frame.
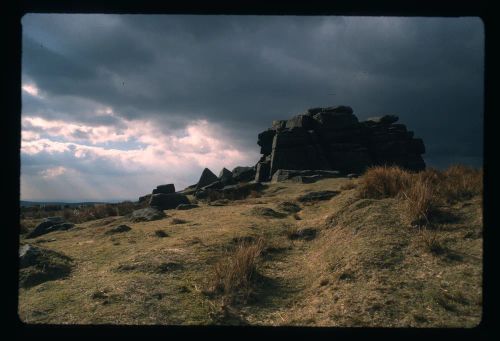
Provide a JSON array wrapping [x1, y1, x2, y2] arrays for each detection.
[[21, 14, 484, 202]]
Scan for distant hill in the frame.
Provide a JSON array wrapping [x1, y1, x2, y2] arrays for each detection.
[[20, 200, 121, 207]]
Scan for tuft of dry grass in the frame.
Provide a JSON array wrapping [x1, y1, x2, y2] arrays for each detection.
[[207, 237, 265, 304], [357, 166, 411, 199], [439, 165, 483, 203], [401, 178, 436, 226], [340, 182, 357, 190], [418, 229, 445, 255], [357, 165, 482, 226]]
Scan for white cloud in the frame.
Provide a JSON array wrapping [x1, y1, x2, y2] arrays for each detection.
[[20, 114, 259, 200], [39, 166, 67, 179], [22, 83, 42, 97]]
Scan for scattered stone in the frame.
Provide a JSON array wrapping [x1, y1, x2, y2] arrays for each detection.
[[195, 182, 265, 201], [115, 261, 182, 274], [247, 207, 287, 219], [177, 185, 197, 195], [208, 199, 230, 206], [297, 190, 340, 202], [177, 285, 190, 293], [196, 168, 219, 190], [105, 224, 131, 235], [277, 201, 302, 213], [130, 207, 166, 222], [91, 290, 109, 300], [288, 227, 317, 241], [176, 204, 199, 210], [154, 230, 169, 238], [27, 217, 74, 238], [19, 244, 73, 288], [201, 180, 225, 190], [152, 184, 175, 195], [320, 278, 330, 286], [138, 194, 152, 203], [149, 193, 190, 210], [231, 166, 256, 182], [271, 169, 340, 183], [218, 168, 234, 184]]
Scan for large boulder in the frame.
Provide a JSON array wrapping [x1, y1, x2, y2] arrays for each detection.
[[27, 217, 74, 239], [149, 193, 190, 210], [178, 184, 197, 195], [176, 204, 199, 210], [271, 169, 341, 183], [139, 194, 152, 203], [130, 207, 166, 222], [254, 105, 426, 180], [195, 182, 265, 201], [257, 129, 276, 155], [152, 184, 175, 195], [196, 168, 219, 190], [19, 244, 73, 288], [232, 166, 256, 183], [255, 160, 271, 182], [285, 114, 315, 130], [365, 115, 399, 125], [218, 168, 233, 183]]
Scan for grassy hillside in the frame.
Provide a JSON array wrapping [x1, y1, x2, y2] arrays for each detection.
[[18, 166, 483, 327]]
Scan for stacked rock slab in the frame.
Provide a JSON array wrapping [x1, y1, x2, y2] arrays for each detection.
[[255, 106, 425, 181], [152, 184, 175, 195], [196, 168, 219, 190]]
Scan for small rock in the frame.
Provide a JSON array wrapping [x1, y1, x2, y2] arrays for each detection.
[[27, 217, 72, 238], [105, 225, 131, 235], [152, 184, 175, 195], [277, 201, 301, 213], [232, 166, 256, 182], [289, 227, 317, 241], [154, 230, 169, 238], [248, 207, 287, 219], [130, 207, 166, 222], [196, 168, 219, 190], [218, 168, 234, 184], [297, 190, 340, 202], [19, 244, 73, 288], [176, 204, 199, 210]]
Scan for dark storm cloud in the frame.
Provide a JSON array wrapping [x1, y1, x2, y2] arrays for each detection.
[[22, 14, 483, 167]]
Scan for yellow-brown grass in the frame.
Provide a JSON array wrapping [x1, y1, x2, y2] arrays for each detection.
[[357, 166, 411, 199], [20, 201, 143, 226], [439, 165, 483, 203], [401, 178, 436, 225], [208, 238, 265, 304], [357, 165, 482, 226], [418, 228, 445, 255]]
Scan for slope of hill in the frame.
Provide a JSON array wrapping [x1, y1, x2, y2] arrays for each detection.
[[18, 172, 482, 326]]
